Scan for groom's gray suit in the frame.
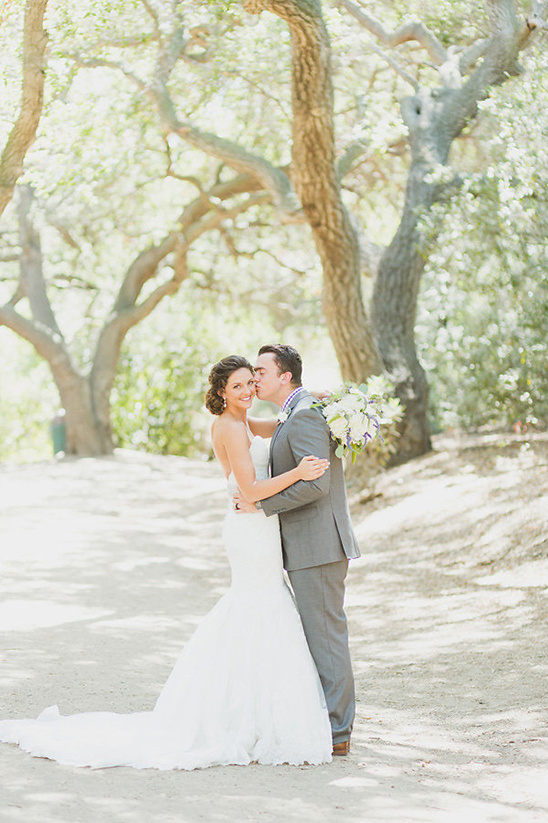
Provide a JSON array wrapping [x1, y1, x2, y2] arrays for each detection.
[[260, 389, 360, 744]]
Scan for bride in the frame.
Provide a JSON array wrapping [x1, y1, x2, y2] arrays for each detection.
[[0, 355, 333, 769]]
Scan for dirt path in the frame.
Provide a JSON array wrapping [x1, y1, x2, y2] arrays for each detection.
[[1, 434, 547, 823]]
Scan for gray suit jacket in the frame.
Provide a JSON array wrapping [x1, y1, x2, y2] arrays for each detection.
[[260, 390, 361, 572]]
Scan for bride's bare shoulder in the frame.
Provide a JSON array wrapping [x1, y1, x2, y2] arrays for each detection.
[[211, 417, 248, 447]]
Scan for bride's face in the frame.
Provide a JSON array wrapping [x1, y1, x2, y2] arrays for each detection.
[[222, 368, 256, 413]]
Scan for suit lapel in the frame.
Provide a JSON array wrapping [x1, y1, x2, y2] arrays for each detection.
[[269, 416, 283, 472], [269, 390, 310, 473]]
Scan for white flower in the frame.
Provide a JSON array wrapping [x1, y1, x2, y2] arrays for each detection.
[[363, 414, 380, 438], [348, 413, 366, 440], [337, 393, 360, 413], [363, 374, 391, 398], [277, 410, 289, 424], [314, 378, 401, 463], [377, 397, 402, 424], [347, 386, 365, 400], [328, 415, 349, 439], [323, 399, 342, 418]]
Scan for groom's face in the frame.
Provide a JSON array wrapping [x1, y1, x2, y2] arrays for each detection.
[[254, 353, 288, 404]]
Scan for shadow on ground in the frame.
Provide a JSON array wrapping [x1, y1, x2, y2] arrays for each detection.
[[1, 437, 548, 822]]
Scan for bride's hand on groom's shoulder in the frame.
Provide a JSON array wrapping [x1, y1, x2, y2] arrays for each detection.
[[233, 492, 259, 514], [310, 388, 332, 401]]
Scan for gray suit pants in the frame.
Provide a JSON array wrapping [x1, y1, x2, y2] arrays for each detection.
[[288, 559, 355, 744]]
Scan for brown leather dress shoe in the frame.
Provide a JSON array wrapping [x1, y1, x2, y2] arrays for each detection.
[[332, 740, 350, 756]]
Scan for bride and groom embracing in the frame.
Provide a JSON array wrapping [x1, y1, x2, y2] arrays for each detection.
[[0, 344, 360, 770]]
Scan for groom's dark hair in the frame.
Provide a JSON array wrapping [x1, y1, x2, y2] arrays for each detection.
[[258, 344, 302, 386]]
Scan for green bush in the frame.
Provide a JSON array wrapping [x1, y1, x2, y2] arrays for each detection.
[[0, 335, 59, 463], [417, 66, 548, 432], [111, 335, 217, 457]]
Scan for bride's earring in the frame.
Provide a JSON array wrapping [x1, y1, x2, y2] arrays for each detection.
[[222, 397, 227, 409]]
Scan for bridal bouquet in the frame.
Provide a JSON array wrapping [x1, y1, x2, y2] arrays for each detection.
[[315, 376, 403, 464]]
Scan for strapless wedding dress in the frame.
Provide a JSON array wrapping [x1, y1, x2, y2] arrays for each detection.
[[0, 437, 332, 769]]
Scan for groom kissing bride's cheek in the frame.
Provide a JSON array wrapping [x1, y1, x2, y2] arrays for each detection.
[[0, 343, 359, 769], [234, 343, 360, 758]]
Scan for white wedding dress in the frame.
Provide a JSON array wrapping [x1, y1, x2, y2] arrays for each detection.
[[0, 436, 332, 769]]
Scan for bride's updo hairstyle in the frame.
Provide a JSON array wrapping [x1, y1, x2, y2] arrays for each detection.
[[205, 355, 254, 415]]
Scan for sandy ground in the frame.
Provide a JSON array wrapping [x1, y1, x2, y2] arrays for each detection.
[[1, 432, 548, 823]]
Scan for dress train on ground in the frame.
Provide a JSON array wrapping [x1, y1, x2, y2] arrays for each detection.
[[0, 437, 332, 769]]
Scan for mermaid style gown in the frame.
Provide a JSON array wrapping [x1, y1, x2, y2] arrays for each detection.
[[0, 437, 332, 769]]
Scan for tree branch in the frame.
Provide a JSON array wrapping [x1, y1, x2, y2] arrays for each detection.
[[363, 37, 419, 90], [0, 0, 49, 219], [336, 0, 523, 86], [335, 0, 447, 65], [447, 0, 537, 139], [151, 85, 300, 217], [182, 192, 270, 246], [458, 39, 490, 75], [95, 188, 269, 379], [139, 0, 161, 35], [67, 53, 147, 91], [48, 220, 82, 250], [6, 282, 25, 307], [17, 185, 63, 336], [336, 139, 370, 180], [0, 303, 69, 366], [253, 248, 311, 276], [163, 137, 204, 191], [113, 184, 266, 315], [112, 235, 176, 313], [66, 47, 300, 219], [112, 173, 264, 312], [51, 273, 99, 291], [221, 68, 291, 119]]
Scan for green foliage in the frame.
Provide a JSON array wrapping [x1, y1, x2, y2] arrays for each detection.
[[418, 59, 548, 431], [363, 0, 488, 47], [0, 332, 59, 463], [110, 258, 329, 457], [0, 0, 297, 363], [111, 336, 213, 457], [2, 0, 546, 462]]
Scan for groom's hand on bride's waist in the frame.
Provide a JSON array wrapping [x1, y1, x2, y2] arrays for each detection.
[[233, 492, 260, 514]]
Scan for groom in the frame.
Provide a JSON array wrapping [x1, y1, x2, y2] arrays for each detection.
[[233, 343, 360, 756]]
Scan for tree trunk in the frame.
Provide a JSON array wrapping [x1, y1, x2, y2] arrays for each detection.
[[371, 88, 453, 459], [371, 166, 437, 459], [89, 320, 132, 455], [3, 188, 112, 456], [1, 175, 267, 458], [246, 0, 382, 380], [0, 305, 115, 456], [54, 369, 113, 456], [305, 0, 534, 461], [0, 0, 48, 219], [289, 1, 381, 379]]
